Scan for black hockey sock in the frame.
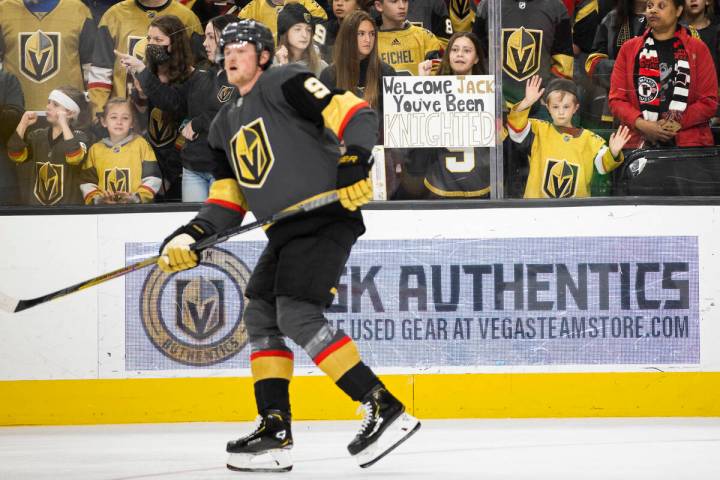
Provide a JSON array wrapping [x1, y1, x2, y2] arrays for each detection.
[[254, 379, 291, 415], [336, 362, 384, 402]]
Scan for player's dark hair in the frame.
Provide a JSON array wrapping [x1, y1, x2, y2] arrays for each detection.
[[148, 15, 194, 84], [102, 97, 140, 131], [437, 32, 486, 76], [334, 10, 381, 108], [56, 85, 92, 131]]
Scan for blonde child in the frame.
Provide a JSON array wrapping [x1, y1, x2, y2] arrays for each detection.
[[7, 86, 91, 205], [80, 97, 161, 204], [508, 75, 632, 198]]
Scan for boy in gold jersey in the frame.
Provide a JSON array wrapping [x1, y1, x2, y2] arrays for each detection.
[[507, 75, 631, 199], [238, 0, 327, 40], [375, 0, 442, 75]]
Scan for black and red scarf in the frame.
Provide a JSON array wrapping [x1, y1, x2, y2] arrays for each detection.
[[636, 28, 691, 121]]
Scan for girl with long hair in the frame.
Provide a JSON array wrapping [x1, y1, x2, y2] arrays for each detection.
[[7, 86, 92, 205], [274, 3, 328, 75]]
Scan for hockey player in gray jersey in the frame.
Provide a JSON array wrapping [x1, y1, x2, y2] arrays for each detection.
[[156, 19, 420, 472]]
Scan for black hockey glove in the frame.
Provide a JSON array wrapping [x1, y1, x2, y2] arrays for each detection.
[[157, 220, 214, 273], [336, 145, 373, 211]]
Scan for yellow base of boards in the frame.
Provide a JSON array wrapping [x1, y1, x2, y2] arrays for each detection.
[[1, 372, 719, 426]]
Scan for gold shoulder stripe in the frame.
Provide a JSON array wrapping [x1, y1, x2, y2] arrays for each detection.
[[575, 0, 598, 24], [207, 178, 248, 212], [321, 91, 370, 141]]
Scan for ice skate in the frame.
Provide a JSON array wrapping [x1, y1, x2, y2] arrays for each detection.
[[226, 410, 293, 472], [347, 386, 421, 468]]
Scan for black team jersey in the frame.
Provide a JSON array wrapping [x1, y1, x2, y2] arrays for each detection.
[[407, 0, 454, 46]]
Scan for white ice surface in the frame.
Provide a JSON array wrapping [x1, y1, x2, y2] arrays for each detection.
[[1, 418, 719, 479]]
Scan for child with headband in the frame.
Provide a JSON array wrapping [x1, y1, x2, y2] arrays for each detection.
[[7, 86, 92, 206]]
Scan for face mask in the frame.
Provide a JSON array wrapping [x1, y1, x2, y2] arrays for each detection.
[[146, 44, 171, 64]]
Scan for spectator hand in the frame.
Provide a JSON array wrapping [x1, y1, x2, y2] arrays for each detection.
[[336, 146, 373, 211], [20, 111, 39, 128], [274, 46, 288, 65], [609, 125, 632, 157], [634, 118, 674, 143], [181, 121, 197, 141], [115, 49, 146, 74], [516, 75, 544, 112], [418, 60, 433, 76], [56, 109, 70, 127]]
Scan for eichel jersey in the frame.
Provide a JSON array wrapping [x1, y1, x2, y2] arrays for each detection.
[[238, 0, 328, 40], [80, 135, 162, 203], [474, 0, 573, 105], [424, 147, 490, 198], [0, 0, 95, 110], [446, 0, 475, 33], [202, 63, 377, 238], [7, 128, 89, 206], [507, 107, 623, 198], [406, 0, 454, 46], [88, 0, 204, 115], [377, 22, 442, 76]]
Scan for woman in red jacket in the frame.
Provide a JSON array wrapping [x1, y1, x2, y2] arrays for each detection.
[[609, 0, 718, 148]]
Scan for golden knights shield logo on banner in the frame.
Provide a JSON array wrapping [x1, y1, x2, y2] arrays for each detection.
[[502, 27, 542, 81], [229, 117, 275, 188], [104, 168, 130, 193], [19, 30, 61, 83], [34, 162, 64, 205], [543, 159, 579, 198], [140, 248, 251, 366]]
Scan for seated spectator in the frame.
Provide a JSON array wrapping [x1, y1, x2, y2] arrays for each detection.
[[609, 0, 718, 148], [0, 0, 95, 112], [7, 86, 92, 206], [89, 0, 204, 117], [416, 31, 491, 198], [681, 0, 720, 100], [508, 76, 630, 198], [118, 15, 220, 203], [238, 0, 328, 40], [0, 69, 24, 205], [81, 98, 161, 204], [375, 0, 442, 76], [274, 3, 328, 75]]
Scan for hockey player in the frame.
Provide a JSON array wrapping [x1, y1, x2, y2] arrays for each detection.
[[375, 0, 443, 75], [507, 75, 631, 198], [156, 20, 421, 472], [88, 0, 204, 116], [0, 0, 96, 111]]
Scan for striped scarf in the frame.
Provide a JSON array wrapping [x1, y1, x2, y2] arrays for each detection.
[[636, 29, 690, 122]]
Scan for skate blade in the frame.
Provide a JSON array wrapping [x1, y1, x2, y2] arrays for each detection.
[[226, 448, 293, 472], [355, 413, 421, 468]]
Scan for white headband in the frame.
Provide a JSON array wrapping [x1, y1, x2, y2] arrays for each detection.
[[48, 90, 80, 115]]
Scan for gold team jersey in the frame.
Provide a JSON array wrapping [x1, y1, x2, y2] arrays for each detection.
[[507, 107, 623, 199], [447, 0, 474, 33], [377, 22, 442, 76], [0, 0, 94, 110], [88, 0, 203, 114], [238, 0, 328, 40], [80, 135, 161, 203]]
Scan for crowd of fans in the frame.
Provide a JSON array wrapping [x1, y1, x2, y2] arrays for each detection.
[[0, 0, 719, 206]]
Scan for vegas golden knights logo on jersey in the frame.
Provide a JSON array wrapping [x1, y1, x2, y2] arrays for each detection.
[[34, 162, 64, 205], [104, 167, 130, 193], [502, 27, 542, 81], [229, 118, 275, 188], [19, 31, 60, 83], [175, 277, 224, 340], [148, 108, 176, 148], [217, 85, 235, 103], [543, 159, 578, 198], [449, 0, 472, 25]]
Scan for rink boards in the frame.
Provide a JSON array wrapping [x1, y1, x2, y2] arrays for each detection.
[[1, 203, 719, 424]]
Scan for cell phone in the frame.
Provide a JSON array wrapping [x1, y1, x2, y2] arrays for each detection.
[[33, 111, 47, 117]]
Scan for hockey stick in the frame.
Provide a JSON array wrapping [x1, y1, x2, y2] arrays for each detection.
[[0, 190, 340, 314]]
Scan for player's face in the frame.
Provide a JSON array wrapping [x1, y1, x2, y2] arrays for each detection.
[[147, 27, 171, 47], [287, 24, 312, 52], [448, 37, 479, 75], [102, 103, 133, 140], [546, 91, 579, 127], [224, 42, 262, 88], [204, 23, 218, 61], [333, 0, 358, 19], [357, 20, 376, 59], [376, 0, 409, 24], [645, 0, 683, 32]]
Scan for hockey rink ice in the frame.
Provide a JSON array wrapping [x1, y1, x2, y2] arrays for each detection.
[[1, 418, 719, 479]]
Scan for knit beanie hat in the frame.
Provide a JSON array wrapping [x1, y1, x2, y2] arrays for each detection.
[[543, 78, 579, 103], [277, 3, 315, 38]]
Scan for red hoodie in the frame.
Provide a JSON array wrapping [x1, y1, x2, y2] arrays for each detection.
[[609, 27, 718, 148]]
